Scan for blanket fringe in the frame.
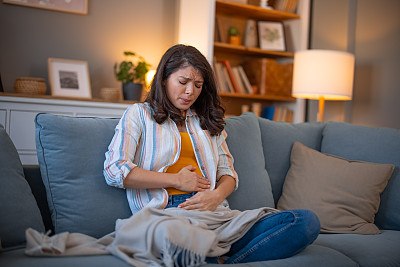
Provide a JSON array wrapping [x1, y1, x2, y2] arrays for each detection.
[[162, 238, 206, 267]]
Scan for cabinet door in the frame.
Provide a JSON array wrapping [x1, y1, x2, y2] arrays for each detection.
[[9, 110, 73, 164], [0, 109, 6, 128]]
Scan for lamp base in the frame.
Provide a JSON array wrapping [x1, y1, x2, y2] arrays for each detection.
[[317, 97, 325, 122]]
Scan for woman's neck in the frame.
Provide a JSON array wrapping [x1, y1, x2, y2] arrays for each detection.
[[177, 123, 187, 133]]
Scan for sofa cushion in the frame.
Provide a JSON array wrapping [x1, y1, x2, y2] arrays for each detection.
[[0, 249, 133, 267], [321, 122, 400, 230], [257, 118, 324, 204], [35, 114, 132, 238], [315, 230, 400, 267], [0, 244, 358, 267], [0, 124, 45, 248], [278, 142, 394, 234], [225, 112, 274, 210]]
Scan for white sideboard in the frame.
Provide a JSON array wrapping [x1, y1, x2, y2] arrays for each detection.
[[0, 95, 132, 165]]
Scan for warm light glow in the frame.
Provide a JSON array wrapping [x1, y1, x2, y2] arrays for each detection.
[[292, 49, 355, 122], [292, 50, 355, 100], [145, 70, 156, 90]]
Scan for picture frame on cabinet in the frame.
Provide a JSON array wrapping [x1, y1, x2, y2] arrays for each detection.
[[48, 58, 92, 99], [258, 21, 286, 51], [3, 0, 88, 15]]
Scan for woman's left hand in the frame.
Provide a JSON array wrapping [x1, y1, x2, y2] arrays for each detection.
[[178, 175, 236, 211], [178, 190, 223, 211]]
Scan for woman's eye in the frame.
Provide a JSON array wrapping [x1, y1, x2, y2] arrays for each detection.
[[179, 81, 187, 85], [195, 84, 202, 89]]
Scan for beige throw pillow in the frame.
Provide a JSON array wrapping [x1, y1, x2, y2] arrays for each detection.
[[277, 142, 394, 234]]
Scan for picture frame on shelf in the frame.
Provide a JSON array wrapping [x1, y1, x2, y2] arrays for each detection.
[[258, 21, 286, 51], [3, 0, 88, 15], [48, 58, 92, 99]]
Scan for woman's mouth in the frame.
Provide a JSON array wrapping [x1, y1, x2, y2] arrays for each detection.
[[180, 98, 191, 105]]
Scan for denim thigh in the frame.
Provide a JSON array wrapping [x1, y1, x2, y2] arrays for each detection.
[[224, 209, 320, 264]]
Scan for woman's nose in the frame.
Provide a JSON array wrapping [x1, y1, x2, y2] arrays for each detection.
[[185, 83, 194, 94]]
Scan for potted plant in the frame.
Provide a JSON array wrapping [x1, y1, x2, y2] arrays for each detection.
[[114, 51, 151, 101], [228, 27, 241, 46]]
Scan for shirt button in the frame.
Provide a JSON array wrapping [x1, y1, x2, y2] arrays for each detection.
[[195, 148, 199, 152], [201, 166, 205, 170]]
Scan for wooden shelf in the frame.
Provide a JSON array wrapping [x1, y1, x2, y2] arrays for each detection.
[[214, 42, 294, 58], [0, 92, 137, 104], [214, 0, 301, 116], [219, 92, 296, 102], [215, 0, 300, 21]]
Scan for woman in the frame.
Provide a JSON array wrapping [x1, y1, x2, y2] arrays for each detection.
[[104, 44, 320, 264]]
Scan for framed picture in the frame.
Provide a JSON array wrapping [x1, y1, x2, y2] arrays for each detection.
[[3, 0, 88, 15], [258, 21, 286, 51], [48, 58, 92, 99]]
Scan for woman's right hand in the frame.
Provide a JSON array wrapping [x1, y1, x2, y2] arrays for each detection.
[[175, 165, 210, 192]]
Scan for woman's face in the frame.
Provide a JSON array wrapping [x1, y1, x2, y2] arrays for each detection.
[[165, 65, 203, 115]]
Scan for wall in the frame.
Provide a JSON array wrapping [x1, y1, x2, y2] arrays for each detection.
[[351, 0, 400, 129], [0, 0, 178, 98], [311, 0, 400, 129], [177, 0, 215, 62]]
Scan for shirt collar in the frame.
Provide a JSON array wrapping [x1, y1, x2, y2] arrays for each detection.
[[185, 107, 197, 117]]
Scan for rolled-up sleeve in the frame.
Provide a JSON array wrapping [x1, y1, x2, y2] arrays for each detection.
[[216, 130, 239, 190], [104, 105, 142, 188]]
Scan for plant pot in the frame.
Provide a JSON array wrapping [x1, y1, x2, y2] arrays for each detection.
[[229, 35, 241, 46], [122, 82, 143, 101]]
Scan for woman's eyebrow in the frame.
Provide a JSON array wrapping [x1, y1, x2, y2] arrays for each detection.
[[179, 76, 203, 83]]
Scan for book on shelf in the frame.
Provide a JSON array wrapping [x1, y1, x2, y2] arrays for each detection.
[[221, 65, 235, 93], [242, 58, 293, 97], [237, 65, 254, 94], [232, 67, 247, 94], [261, 106, 275, 120], [214, 59, 254, 95], [215, 17, 228, 43], [213, 61, 228, 93], [221, 60, 239, 93], [261, 105, 294, 123]]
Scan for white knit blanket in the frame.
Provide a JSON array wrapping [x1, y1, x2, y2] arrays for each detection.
[[25, 205, 278, 267]]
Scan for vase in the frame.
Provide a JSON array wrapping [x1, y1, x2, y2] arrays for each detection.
[[122, 82, 143, 101]]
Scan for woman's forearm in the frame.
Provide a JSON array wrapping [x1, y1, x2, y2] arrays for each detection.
[[123, 165, 211, 192], [123, 167, 177, 189], [214, 175, 236, 201]]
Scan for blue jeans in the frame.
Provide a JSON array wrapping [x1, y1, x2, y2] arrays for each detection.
[[166, 193, 320, 264]]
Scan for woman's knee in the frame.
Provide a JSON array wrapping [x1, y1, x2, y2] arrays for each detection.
[[291, 209, 320, 245]]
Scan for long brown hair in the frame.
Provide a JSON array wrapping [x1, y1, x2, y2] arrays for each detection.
[[145, 44, 225, 136]]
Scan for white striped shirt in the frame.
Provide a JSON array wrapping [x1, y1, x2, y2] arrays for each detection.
[[104, 103, 238, 214]]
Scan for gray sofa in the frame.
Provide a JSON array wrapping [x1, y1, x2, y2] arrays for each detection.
[[1, 112, 399, 266]]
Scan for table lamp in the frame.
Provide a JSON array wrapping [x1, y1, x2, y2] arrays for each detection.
[[292, 50, 355, 122]]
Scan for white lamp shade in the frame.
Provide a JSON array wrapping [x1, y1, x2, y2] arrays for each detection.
[[292, 50, 355, 100]]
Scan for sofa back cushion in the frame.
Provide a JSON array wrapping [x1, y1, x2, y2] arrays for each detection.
[[0, 124, 45, 248], [224, 113, 275, 210], [258, 118, 324, 204], [321, 122, 400, 230], [35, 114, 132, 238]]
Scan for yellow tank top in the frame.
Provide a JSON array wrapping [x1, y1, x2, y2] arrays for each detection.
[[166, 132, 203, 195]]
